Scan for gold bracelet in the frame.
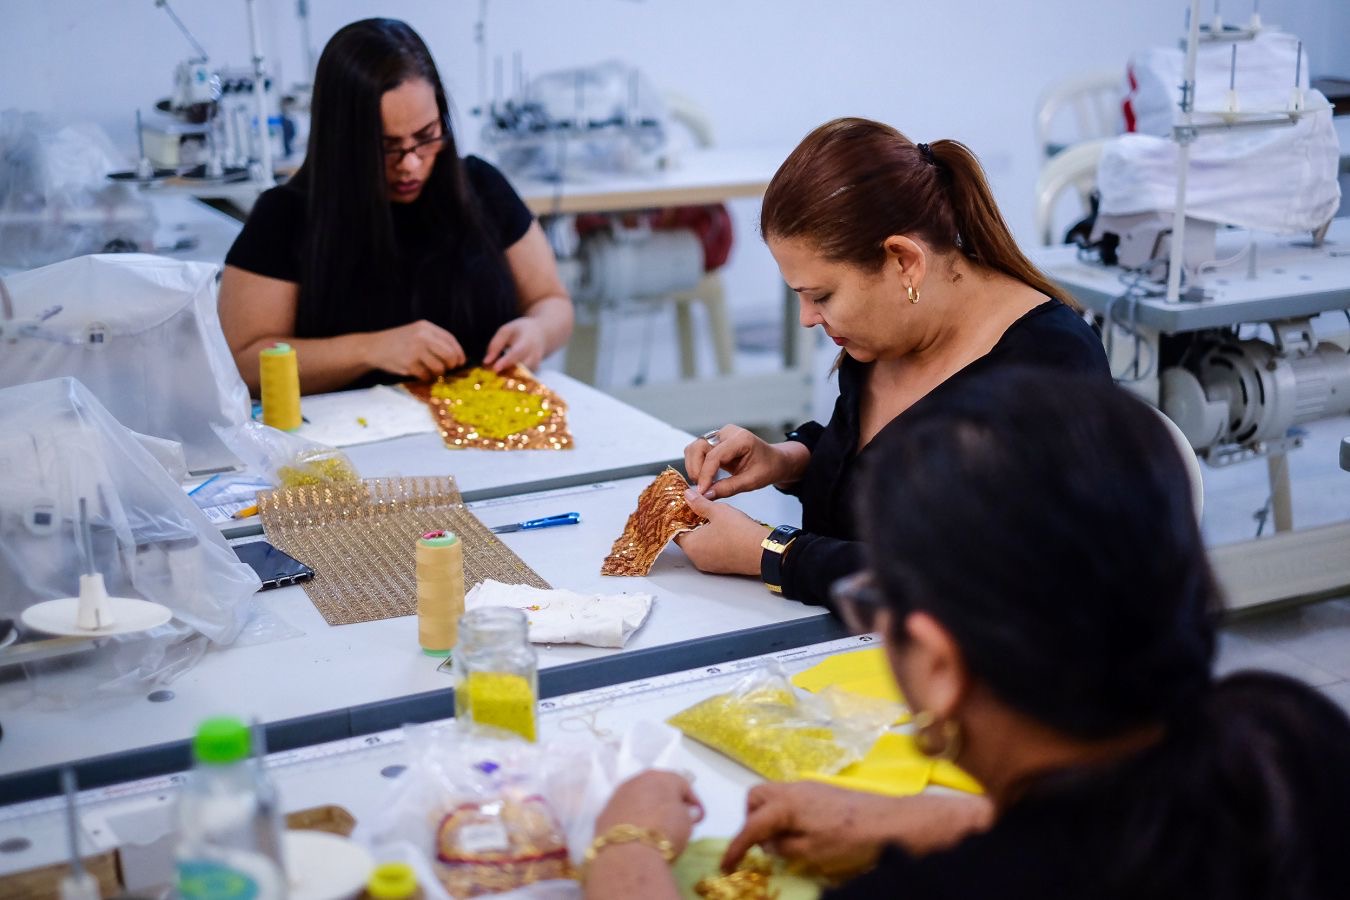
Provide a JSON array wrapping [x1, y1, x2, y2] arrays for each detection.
[[582, 823, 676, 879]]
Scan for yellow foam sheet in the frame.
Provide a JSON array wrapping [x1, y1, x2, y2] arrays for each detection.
[[793, 649, 982, 796], [791, 648, 905, 708], [805, 732, 983, 797]]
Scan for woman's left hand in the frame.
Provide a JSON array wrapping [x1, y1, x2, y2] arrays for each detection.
[[675, 490, 771, 576], [484, 317, 547, 372]]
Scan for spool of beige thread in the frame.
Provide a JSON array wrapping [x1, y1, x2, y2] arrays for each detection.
[[417, 530, 464, 656]]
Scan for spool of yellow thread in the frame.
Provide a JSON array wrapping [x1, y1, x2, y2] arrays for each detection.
[[417, 530, 464, 656], [259, 342, 302, 431]]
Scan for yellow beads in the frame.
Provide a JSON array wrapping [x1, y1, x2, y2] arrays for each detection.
[[277, 452, 359, 487], [668, 687, 849, 782], [431, 368, 550, 441], [458, 671, 537, 742]]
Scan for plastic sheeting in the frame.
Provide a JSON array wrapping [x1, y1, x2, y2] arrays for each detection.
[[0, 253, 252, 474], [1100, 30, 1341, 234], [0, 111, 155, 269], [0, 377, 260, 702]]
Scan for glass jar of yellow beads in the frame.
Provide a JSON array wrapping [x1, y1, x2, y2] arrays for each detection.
[[452, 607, 538, 742]]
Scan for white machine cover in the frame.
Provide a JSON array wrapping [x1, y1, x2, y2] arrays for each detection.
[[0, 253, 252, 473], [1100, 31, 1341, 233], [0, 378, 260, 693]]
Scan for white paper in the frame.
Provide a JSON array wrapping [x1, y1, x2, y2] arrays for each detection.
[[293, 385, 437, 448]]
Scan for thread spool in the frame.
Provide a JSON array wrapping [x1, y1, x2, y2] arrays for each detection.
[[259, 342, 302, 431], [417, 530, 464, 656]]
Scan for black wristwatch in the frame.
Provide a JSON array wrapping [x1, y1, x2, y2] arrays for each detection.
[[760, 525, 802, 594]]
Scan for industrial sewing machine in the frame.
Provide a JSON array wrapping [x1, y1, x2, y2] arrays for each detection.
[[1041, 2, 1350, 608]]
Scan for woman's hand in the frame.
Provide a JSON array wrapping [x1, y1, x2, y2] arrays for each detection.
[[684, 426, 811, 500], [595, 771, 705, 858], [674, 491, 771, 576], [485, 316, 547, 373], [722, 783, 993, 879], [366, 319, 466, 381]]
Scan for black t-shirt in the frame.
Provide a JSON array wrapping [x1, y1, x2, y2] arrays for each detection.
[[780, 299, 1111, 606], [825, 681, 1350, 899], [225, 155, 534, 389]]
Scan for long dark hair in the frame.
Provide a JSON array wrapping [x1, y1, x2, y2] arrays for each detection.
[[858, 368, 1350, 897], [291, 18, 486, 335], [761, 117, 1072, 308]]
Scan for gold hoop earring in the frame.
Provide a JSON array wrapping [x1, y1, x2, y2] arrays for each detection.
[[907, 284, 920, 304], [911, 709, 962, 761]]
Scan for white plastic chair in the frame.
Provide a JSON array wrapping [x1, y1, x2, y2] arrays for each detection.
[[1033, 138, 1108, 246], [1152, 405, 1205, 523], [1034, 69, 1125, 161]]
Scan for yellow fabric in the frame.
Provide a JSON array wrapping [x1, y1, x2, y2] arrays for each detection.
[[793, 650, 983, 797], [806, 732, 984, 797], [791, 648, 908, 720]]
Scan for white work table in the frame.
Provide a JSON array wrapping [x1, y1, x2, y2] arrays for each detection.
[[0, 473, 838, 800], [0, 634, 877, 882], [511, 145, 786, 217], [342, 371, 694, 494]]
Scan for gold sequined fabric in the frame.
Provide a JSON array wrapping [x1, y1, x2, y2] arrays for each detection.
[[257, 476, 550, 626], [695, 853, 776, 900], [601, 467, 707, 576], [404, 365, 573, 450]]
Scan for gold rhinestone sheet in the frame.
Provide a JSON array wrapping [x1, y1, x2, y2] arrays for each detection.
[[258, 476, 550, 626], [601, 467, 707, 577], [403, 365, 574, 451]]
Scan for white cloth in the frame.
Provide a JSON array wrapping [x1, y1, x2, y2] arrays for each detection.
[[465, 579, 654, 648], [293, 385, 436, 448], [1104, 30, 1341, 234]]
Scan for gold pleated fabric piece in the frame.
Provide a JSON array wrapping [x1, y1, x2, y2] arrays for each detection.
[[257, 476, 550, 626], [404, 365, 574, 451], [601, 467, 707, 577]]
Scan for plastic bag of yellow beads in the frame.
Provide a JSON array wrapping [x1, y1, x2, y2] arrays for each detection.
[[668, 662, 900, 782]]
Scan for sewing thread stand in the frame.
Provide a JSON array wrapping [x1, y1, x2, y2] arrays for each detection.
[[21, 573, 173, 638]]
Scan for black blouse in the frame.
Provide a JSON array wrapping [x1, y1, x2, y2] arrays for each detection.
[[779, 299, 1111, 606], [825, 682, 1350, 899], [224, 155, 534, 390]]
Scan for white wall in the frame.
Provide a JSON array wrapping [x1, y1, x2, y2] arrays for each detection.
[[2, 0, 1345, 320]]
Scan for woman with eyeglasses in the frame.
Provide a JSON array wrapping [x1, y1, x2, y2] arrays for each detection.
[[676, 118, 1109, 607], [219, 18, 572, 394], [586, 369, 1350, 900]]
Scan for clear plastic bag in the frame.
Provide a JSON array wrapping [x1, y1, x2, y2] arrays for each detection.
[[667, 662, 901, 782], [359, 720, 683, 899], [0, 111, 155, 269], [0, 377, 262, 704]]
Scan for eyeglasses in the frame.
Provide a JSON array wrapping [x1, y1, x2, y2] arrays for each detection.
[[384, 133, 448, 164], [830, 570, 885, 636]]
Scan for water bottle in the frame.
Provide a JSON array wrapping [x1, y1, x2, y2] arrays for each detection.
[[176, 717, 288, 900]]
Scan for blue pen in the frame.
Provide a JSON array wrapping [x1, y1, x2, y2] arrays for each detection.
[[187, 474, 220, 496], [489, 512, 581, 534]]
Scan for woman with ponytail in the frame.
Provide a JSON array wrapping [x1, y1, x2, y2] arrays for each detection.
[[678, 118, 1109, 607], [589, 369, 1350, 900]]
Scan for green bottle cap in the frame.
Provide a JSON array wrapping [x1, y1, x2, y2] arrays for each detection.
[[366, 862, 418, 899], [261, 343, 293, 356], [192, 717, 251, 765]]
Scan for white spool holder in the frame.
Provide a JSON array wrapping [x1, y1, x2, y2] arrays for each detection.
[[21, 573, 173, 637]]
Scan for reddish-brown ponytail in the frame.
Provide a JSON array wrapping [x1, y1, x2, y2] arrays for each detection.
[[761, 118, 1075, 309]]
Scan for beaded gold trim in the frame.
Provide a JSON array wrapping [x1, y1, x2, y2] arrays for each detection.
[[600, 467, 707, 577], [404, 365, 574, 451], [258, 476, 550, 626]]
